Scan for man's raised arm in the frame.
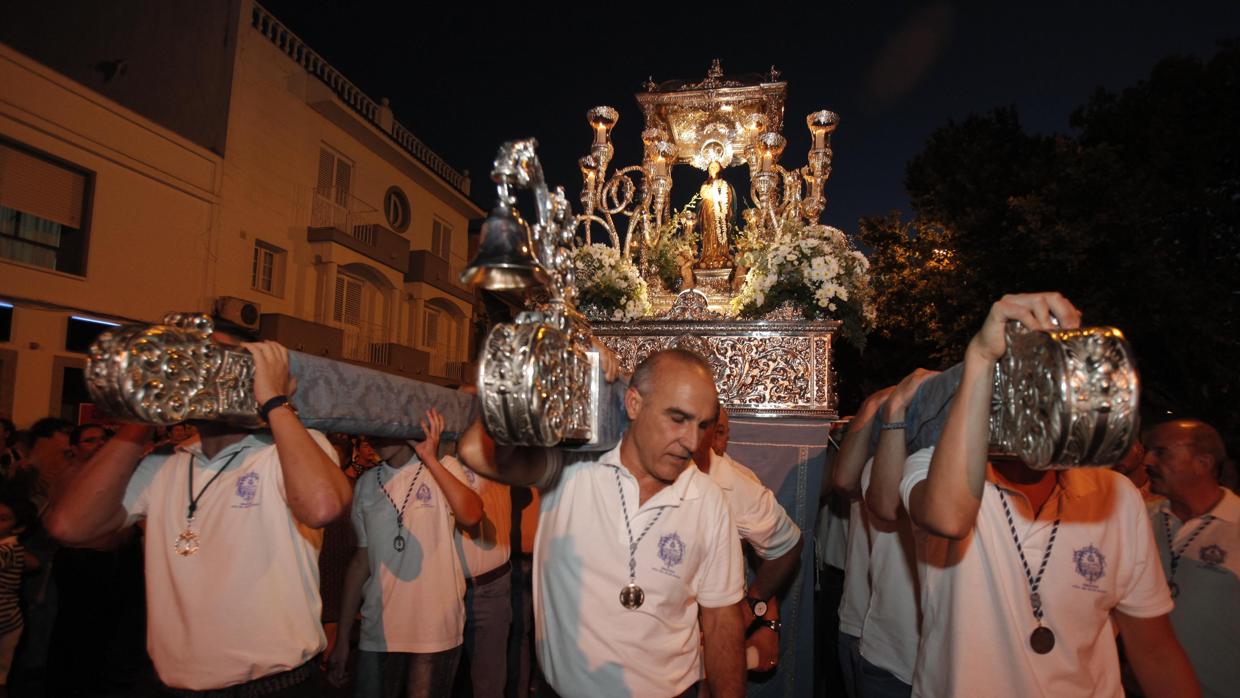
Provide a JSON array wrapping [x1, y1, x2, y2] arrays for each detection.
[[906, 293, 1081, 539], [44, 423, 151, 545]]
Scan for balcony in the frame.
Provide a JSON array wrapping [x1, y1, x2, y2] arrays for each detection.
[[307, 188, 409, 274], [258, 313, 343, 359], [405, 250, 473, 303], [340, 320, 391, 366], [259, 312, 441, 381]]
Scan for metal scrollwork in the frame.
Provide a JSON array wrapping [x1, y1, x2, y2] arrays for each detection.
[[594, 319, 839, 418], [86, 314, 261, 426], [471, 141, 598, 446], [990, 322, 1139, 469]]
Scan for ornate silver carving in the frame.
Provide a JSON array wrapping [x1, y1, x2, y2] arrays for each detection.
[[86, 314, 261, 427], [990, 323, 1139, 469], [469, 141, 597, 446], [594, 317, 839, 419], [659, 291, 721, 321]]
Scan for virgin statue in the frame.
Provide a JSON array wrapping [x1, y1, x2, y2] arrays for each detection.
[[695, 160, 736, 269]]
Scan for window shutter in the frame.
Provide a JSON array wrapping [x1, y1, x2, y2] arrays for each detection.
[[424, 308, 440, 346], [333, 275, 345, 323], [334, 159, 351, 206], [0, 143, 86, 228], [316, 148, 335, 197]]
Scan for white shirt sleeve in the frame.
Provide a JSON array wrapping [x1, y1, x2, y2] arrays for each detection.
[[1114, 478, 1175, 618], [899, 446, 935, 515], [694, 483, 746, 608], [121, 451, 172, 527], [728, 461, 801, 560], [274, 429, 341, 502], [440, 455, 479, 491]]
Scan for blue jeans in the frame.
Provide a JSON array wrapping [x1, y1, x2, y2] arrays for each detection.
[[354, 647, 461, 698], [837, 632, 862, 698], [464, 568, 513, 698], [859, 655, 911, 698]]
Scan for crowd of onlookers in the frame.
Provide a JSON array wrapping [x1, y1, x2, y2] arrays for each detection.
[[0, 415, 542, 698]]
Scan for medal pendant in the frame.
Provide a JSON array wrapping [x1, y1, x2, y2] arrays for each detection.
[[619, 582, 645, 610], [1029, 626, 1055, 654], [394, 535, 406, 552], [1168, 581, 1179, 598], [175, 529, 200, 557]]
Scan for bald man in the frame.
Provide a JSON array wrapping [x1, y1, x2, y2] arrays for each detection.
[[460, 348, 745, 697], [1143, 419, 1239, 698]]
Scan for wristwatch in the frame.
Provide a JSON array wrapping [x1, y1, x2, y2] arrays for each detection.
[[258, 395, 298, 422], [746, 596, 770, 618]]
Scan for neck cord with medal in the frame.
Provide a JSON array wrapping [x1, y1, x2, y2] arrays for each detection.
[[997, 486, 1062, 654], [1161, 511, 1214, 598], [614, 467, 667, 610], [176, 448, 248, 557], [376, 460, 425, 552]]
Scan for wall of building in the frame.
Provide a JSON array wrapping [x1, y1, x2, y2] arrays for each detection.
[[218, 2, 481, 372], [0, 1, 483, 425], [0, 44, 222, 425], [0, 0, 242, 156]]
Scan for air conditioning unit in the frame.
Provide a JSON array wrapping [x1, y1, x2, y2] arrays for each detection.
[[215, 296, 261, 331]]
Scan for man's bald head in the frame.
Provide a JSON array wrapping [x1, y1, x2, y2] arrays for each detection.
[[1149, 420, 1226, 475], [630, 348, 715, 397]]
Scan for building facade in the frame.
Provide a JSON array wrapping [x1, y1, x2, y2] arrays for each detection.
[[0, 0, 482, 426]]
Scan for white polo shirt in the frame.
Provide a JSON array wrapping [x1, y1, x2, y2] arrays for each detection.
[[352, 454, 479, 653], [1148, 488, 1240, 698], [535, 442, 744, 698], [858, 460, 920, 684], [838, 460, 873, 639], [455, 466, 512, 579], [123, 431, 335, 690], [900, 447, 1172, 698], [705, 451, 801, 560]]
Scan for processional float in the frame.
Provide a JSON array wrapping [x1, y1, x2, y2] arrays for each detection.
[[84, 60, 1138, 470]]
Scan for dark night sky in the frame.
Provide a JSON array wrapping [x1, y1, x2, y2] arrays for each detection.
[[259, 1, 1240, 233]]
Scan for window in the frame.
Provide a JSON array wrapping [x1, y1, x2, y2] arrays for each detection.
[[333, 273, 363, 326], [431, 218, 452, 260], [65, 315, 119, 354], [250, 240, 285, 295], [0, 302, 11, 343], [0, 140, 91, 275], [422, 306, 440, 349], [316, 146, 353, 207]]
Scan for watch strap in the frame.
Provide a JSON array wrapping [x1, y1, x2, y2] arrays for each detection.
[[745, 617, 781, 638], [258, 395, 296, 422]]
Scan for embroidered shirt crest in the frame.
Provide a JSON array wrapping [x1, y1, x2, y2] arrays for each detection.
[[658, 532, 686, 568], [1073, 544, 1106, 584]]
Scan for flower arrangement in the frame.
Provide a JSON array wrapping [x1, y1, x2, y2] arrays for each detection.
[[573, 243, 652, 321], [647, 196, 700, 292], [732, 221, 876, 348]]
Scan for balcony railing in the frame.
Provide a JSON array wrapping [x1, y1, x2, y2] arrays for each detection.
[[429, 345, 466, 381], [251, 3, 471, 195], [310, 187, 382, 237], [341, 320, 391, 366], [307, 188, 409, 273]]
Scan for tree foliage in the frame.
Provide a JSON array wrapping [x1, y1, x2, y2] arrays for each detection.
[[858, 40, 1240, 447]]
